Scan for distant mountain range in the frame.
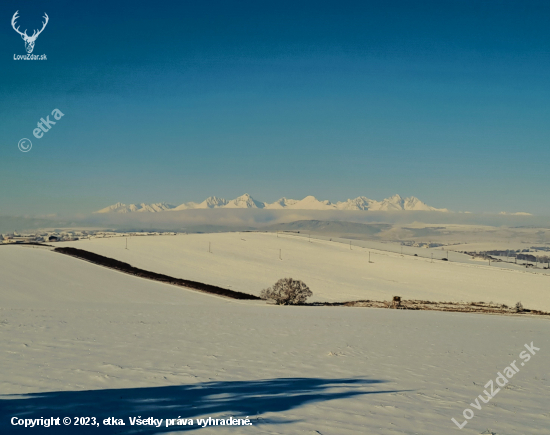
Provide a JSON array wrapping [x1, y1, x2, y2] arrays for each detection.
[[95, 194, 449, 213]]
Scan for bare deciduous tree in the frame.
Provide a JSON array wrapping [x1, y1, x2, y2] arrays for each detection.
[[260, 278, 312, 305]]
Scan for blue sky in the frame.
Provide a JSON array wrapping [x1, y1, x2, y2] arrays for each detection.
[[1, 0, 550, 215]]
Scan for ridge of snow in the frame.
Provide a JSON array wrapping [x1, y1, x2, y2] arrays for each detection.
[[95, 202, 175, 214], [264, 198, 300, 209], [95, 194, 449, 213]]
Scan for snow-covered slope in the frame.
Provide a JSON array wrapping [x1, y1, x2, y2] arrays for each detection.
[[95, 194, 448, 213], [1, 245, 548, 435], [57, 232, 550, 311]]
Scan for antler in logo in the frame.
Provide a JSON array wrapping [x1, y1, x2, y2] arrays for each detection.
[[12, 11, 49, 54]]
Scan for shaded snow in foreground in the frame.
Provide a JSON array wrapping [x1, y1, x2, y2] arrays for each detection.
[[0, 246, 548, 434]]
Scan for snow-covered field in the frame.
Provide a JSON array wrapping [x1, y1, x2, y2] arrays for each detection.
[[56, 232, 550, 311], [1, 245, 549, 434]]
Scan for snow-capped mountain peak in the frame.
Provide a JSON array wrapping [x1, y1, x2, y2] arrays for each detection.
[[265, 197, 299, 209], [336, 196, 375, 210], [197, 196, 229, 209], [224, 193, 265, 209]]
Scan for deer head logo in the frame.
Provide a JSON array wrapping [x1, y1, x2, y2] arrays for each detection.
[[11, 11, 49, 54]]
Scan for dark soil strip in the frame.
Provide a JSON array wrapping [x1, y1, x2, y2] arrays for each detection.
[[54, 247, 261, 300], [0, 242, 52, 247], [307, 299, 550, 317]]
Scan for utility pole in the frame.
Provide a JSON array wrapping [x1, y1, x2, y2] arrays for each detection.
[[447, 250, 449, 260], [431, 253, 433, 263], [125, 238, 128, 250], [279, 249, 282, 260], [208, 242, 211, 253]]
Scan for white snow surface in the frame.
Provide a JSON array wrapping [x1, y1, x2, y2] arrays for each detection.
[[57, 232, 550, 311], [95, 193, 449, 213], [0, 245, 548, 435]]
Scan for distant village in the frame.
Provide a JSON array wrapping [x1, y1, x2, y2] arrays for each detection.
[[0, 230, 179, 244], [401, 241, 446, 248], [464, 248, 550, 268]]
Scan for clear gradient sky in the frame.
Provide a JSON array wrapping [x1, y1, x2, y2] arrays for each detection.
[[1, 0, 549, 216]]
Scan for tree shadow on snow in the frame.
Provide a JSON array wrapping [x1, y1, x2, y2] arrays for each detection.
[[0, 377, 400, 434]]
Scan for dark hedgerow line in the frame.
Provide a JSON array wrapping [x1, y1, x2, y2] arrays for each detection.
[[54, 247, 261, 300]]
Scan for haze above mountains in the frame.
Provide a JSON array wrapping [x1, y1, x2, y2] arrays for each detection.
[[96, 194, 449, 213]]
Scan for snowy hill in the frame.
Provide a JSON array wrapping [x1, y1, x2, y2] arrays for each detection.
[[2, 244, 548, 434], [56, 232, 550, 310], [95, 194, 448, 213]]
